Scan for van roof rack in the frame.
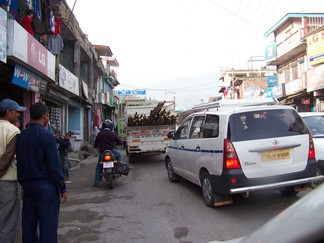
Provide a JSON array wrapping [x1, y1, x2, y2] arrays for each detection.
[[191, 97, 279, 111]]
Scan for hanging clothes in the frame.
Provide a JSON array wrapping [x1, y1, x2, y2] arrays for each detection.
[[49, 10, 55, 33], [47, 34, 64, 55], [53, 17, 62, 35], [0, 0, 18, 19], [33, 0, 41, 21]]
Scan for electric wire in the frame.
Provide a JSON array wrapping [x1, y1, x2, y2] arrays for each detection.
[[208, 0, 264, 29]]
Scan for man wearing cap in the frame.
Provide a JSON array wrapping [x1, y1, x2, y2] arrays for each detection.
[[0, 98, 26, 243]]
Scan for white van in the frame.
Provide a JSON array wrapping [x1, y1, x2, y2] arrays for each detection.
[[165, 103, 324, 207]]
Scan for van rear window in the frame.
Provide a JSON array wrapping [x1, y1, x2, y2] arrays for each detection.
[[229, 109, 309, 141]]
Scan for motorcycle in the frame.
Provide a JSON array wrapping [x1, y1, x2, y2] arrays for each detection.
[[100, 150, 130, 189]]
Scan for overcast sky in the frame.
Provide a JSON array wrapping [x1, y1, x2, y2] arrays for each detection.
[[66, 0, 324, 108]]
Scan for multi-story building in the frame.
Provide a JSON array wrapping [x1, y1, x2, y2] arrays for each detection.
[[0, 0, 119, 150], [264, 12, 324, 112], [218, 66, 276, 100]]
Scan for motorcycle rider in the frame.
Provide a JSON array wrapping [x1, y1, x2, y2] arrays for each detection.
[[93, 119, 123, 187]]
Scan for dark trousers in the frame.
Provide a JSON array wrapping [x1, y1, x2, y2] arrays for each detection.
[[59, 153, 70, 179], [21, 180, 60, 243]]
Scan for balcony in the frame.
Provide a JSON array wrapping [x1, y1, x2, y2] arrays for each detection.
[[268, 29, 306, 66]]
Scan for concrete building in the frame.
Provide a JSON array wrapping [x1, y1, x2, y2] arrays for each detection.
[[0, 0, 119, 151], [264, 12, 324, 112]]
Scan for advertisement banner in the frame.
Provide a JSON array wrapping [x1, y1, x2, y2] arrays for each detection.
[[0, 7, 7, 63], [307, 30, 324, 66], [7, 20, 55, 80], [59, 64, 79, 96], [117, 89, 146, 95], [11, 64, 41, 92], [267, 75, 278, 87]]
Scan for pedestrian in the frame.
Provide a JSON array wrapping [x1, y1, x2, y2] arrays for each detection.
[[21, 9, 35, 36], [16, 102, 67, 243], [56, 132, 72, 183], [0, 98, 26, 243]]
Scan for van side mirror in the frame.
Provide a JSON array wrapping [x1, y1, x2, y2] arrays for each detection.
[[167, 131, 175, 139]]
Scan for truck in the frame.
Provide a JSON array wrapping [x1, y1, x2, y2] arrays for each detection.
[[121, 97, 177, 163]]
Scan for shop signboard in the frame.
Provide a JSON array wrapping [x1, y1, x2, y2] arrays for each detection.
[[268, 75, 277, 87], [7, 19, 55, 80], [59, 64, 79, 96], [307, 30, 324, 66], [82, 81, 89, 99], [117, 89, 146, 95], [0, 7, 7, 63], [263, 88, 273, 98], [271, 84, 285, 99], [264, 42, 276, 62], [11, 64, 41, 92]]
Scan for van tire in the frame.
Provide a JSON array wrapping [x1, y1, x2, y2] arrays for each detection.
[[166, 158, 179, 182], [280, 186, 299, 196], [201, 172, 216, 207]]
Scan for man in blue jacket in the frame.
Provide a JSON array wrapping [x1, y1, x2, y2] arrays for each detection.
[[16, 102, 67, 243]]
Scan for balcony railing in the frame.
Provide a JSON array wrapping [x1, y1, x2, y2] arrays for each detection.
[[277, 29, 305, 58]]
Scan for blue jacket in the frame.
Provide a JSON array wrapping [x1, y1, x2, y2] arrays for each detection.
[[57, 137, 71, 155], [16, 123, 66, 193]]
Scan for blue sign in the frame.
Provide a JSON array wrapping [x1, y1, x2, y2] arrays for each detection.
[[117, 89, 146, 95], [268, 75, 278, 87], [263, 88, 274, 98], [11, 64, 41, 92]]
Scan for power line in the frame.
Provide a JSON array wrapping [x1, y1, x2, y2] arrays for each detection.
[[208, 0, 264, 29]]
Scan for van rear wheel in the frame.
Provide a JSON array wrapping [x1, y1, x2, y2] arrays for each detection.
[[201, 172, 216, 207], [166, 158, 179, 182]]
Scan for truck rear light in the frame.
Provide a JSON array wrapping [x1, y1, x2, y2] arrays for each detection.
[[308, 134, 316, 159], [223, 139, 241, 169]]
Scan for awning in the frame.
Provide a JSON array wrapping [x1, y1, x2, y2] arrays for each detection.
[[43, 88, 69, 104]]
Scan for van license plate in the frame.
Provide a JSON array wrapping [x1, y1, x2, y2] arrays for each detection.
[[103, 162, 114, 168], [261, 149, 290, 161]]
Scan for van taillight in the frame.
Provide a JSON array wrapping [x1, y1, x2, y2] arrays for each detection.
[[308, 134, 316, 159], [223, 139, 241, 169]]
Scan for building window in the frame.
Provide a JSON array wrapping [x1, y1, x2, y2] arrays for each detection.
[[283, 65, 290, 83]]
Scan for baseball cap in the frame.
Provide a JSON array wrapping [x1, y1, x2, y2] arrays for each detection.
[[0, 99, 27, 112]]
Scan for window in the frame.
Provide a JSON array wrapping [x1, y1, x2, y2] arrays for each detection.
[[284, 69, 290, 83], [229, 110, 308, 142], [175, 117, 192, 139], [189, 116, 205, 139], [203, 115, 219, 138]]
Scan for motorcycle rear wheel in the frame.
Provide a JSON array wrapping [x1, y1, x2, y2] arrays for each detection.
[[106, 173, 113, 189]]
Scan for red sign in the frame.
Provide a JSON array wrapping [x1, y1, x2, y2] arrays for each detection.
[[27, 34, 48, 75]]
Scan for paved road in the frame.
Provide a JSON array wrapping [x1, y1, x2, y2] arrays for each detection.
[[51, 148, 311, 243]]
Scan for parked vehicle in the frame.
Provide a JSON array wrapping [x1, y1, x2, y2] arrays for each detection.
[[299, 112, 324, 175], [165, 99, 324, 207], [208, 183, 324, 243], [100, 150, 129, 189]]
